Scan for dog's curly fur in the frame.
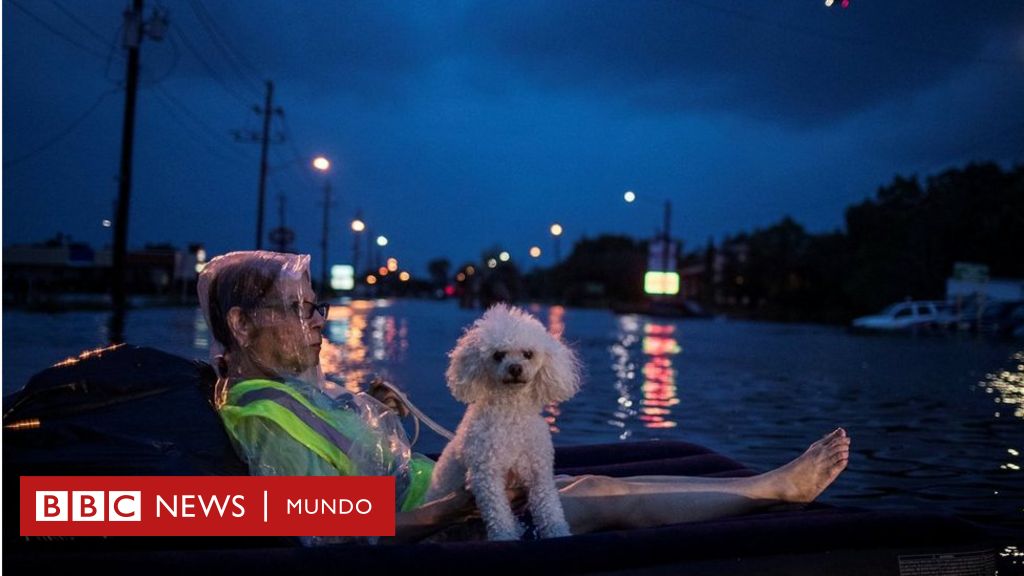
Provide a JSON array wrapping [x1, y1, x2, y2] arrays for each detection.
[[425, 304, 581, 540]]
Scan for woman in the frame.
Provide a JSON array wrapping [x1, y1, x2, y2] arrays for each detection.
[[198, 250, 851, 543]]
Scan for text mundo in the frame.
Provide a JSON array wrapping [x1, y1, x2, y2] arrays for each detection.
[[286, 497, 373, 515]]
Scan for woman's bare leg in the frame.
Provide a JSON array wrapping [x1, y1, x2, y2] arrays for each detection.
[[558, 428, 851, 533]]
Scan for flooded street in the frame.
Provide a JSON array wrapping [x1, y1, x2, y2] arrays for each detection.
[[4, 299, 1022, 540]]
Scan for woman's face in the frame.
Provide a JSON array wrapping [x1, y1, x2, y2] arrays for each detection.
[[245, 272, 325, 376]]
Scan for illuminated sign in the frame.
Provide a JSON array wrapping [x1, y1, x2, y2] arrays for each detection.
[[644, 271, 680, 296], [331, 265, 354, 291]]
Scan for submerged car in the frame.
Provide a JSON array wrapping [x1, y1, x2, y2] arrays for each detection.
[[955, 300, 1024, 337], [851, 300, 957, 332]]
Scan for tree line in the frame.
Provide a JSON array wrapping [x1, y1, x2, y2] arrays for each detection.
[[509, 162, 1023, 323]]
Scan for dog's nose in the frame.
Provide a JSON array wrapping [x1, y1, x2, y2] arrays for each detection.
[[508, 363, 523, 378]]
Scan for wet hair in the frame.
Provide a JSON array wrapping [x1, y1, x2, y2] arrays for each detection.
[[205, 256, 285, 353]]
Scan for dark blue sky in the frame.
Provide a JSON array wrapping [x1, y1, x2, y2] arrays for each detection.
[[4, 1, 1023, 278]]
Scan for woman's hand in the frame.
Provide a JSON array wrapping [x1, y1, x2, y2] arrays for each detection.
[[368, 378, 410, 417]]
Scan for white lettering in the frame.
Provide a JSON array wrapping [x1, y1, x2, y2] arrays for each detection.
[[180, 495, 196, 518], [231, 495, 246, 518], [155, 495, 175, 518], [72, 491, 105, 521], [199, 495, 229, 518], [284, 498, 374, 515], [36, 491, 68, 521], [108, 491, 141, 521]]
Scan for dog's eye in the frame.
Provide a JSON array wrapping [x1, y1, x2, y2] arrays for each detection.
[[492, 351, 506, 362], [522, 350, 534, 360]]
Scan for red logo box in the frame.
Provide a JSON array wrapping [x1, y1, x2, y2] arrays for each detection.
[[21, 476, 396, 536]]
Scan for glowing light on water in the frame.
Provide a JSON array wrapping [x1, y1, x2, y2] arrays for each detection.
[[979, 351, 1024, 420]]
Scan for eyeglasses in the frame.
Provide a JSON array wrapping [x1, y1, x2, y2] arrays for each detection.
[[257, 300, 330, 320]]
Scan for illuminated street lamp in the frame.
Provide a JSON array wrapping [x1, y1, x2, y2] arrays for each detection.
[[529, 246, 542, 258], [376, 235, 388, 247], [624, 190, 676, 295], [499, 251, 510, 262], [550, 223, 563, 265], [313, 156, 332, 294], [312, 156, 330, 171], [351, 212, 365, 285]]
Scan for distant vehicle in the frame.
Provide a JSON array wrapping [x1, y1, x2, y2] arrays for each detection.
[[957, 300, 1024, 337], [851, 300, 957, 332]]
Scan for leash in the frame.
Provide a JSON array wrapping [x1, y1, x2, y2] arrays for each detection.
[[371, 379, 454, 445]]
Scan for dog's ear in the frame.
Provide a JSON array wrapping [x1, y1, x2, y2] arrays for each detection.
[[533, 335, 581, 405], [446, 328, 487, 404]]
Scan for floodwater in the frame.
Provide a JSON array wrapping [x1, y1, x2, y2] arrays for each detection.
[[3, 299, 1022, 543]]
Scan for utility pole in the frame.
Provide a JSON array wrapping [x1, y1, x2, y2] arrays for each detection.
[[662, 199, 672, 275], [275, 193, 287, 252], [320, 179, 332, 295], [255, 81, 274, 249], [110, 0, 165, 342], [352, 209, 362, 283]]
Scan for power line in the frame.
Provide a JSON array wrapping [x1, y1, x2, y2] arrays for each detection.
[[6, 0, 114, 62], [3, 88, 120, 168], [171, 25, 257, 107], [270, 145, 316, 193], [150, 89, 255, 166], [49, 0, 121, 52], [140, 27, 180, 86], [186, 0, 265, 93], [275, 112, 318, 190], [151, 84, 255, 163]]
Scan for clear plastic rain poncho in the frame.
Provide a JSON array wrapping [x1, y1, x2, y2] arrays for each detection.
[[197, 251, 431, 542]]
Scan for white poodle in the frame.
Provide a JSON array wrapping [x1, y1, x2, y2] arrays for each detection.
[[426, 304, 581, 540]]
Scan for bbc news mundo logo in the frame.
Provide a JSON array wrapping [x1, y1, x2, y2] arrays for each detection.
[[21, 476, 395, 536]]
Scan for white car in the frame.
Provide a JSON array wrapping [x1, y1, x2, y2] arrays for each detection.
[[852, 301, 957, 332]]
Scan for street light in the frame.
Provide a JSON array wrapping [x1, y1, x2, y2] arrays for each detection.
[[550, 223, 563, 265], [313, 156, 332, 295], [529, 246, 542, 258], [376, 235, 388, 247], [624, 190, 677, 295], [351, 212, 365, 287]]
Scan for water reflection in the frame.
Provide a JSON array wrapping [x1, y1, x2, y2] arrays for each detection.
[[317, 300, 408, 394], [980, 350, 1024, 420], [609, 315, 683, 436], [639, 323, 681, 429], [192, 308, 209, 352], [979, 351, 1023, 486], [544, 306, 568, 433]]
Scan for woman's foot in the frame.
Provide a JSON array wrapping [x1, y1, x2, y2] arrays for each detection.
[[758, 428, 851, 503]]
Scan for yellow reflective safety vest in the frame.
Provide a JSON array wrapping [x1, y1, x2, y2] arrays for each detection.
[[219, 378, 433, 512]]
